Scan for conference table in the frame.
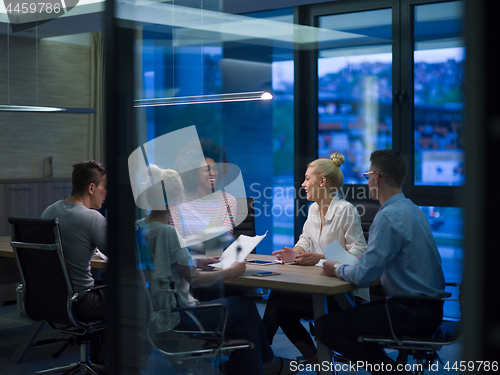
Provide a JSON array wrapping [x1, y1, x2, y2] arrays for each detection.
[[0, 235, 20, 286], [0, 235, 107, 270], [1, 236, 359, 374], [225, 254, 358, 375]]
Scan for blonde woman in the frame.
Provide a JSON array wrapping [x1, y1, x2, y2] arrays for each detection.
[[263, 153, 367, 365]]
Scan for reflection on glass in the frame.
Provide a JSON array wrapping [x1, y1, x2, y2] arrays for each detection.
[[318, 9, 392, 185], [139, 8, 295, 254], [271, 58, 294, 249], [419, 205, 463, 319], [414, 1, 465, 186]]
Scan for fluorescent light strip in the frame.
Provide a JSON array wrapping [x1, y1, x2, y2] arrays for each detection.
[[0, 105, 97, 113], [135, 91, 273, 107]]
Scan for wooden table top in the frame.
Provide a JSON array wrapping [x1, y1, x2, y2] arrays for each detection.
[[0, 236, 13, 258], [1, 236, 357, 292], [0, 235, 107, 270], [226, 254, 358, 295]]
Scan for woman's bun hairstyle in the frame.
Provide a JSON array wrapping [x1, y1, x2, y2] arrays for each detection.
[[330, 153, 345, 167], [308, 152, 345, 192]]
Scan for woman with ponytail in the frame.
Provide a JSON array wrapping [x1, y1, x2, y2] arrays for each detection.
[[263, 153, 367, 365]]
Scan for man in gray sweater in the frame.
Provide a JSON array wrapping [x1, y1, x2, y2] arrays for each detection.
[[41, 160, 108, 362]]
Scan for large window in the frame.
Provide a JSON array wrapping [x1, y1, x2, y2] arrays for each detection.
[[413, 2, 465, 186], [419, 205, 463, 319], [310, 0, 464, 313], [313, 0, 464, 192], [317, 9, 393, 184]]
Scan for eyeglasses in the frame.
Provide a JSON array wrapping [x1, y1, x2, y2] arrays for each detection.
[[363, 171, 382, 180]]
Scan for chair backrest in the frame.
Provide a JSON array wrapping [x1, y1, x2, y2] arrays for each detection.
[[233, 198, 256, 250], [352, 201, 381, 241], [9, 217, 75, 327]]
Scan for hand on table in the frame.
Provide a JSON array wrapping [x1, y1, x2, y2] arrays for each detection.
[[198, 257, 220, 270], [295, 252, 322, 266], [272, 247, 296, 263], [323, 261, 339, 277]]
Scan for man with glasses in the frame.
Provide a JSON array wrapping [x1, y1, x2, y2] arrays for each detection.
[[316, 150, 448, 375]]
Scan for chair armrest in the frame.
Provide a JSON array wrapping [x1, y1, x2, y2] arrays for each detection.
[[151, 303, 228, 339], [71, 284, 107, 302], [389, 294, 450, 303], [90, 284, 107, 292], [171, 302, 225, 313], [359, 284, 461, 345], [173, 303, 228, 336], [382, 295, 446, 344]]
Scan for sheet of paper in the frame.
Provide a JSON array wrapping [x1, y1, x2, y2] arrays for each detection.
[[316, 259, 326, 267], [95, 248, 108, 261], [322, 240, 358, 265], [320, 240, 370, 301], [354, 288, 370, 301], [211, 232, 268, 269]]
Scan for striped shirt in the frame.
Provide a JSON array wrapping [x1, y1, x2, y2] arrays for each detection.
[[170, 190, 237, 240]]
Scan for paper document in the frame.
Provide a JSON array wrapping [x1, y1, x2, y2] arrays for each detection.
[[319, 240, 370, 301], [211, 232, 267, 269], [322, 240, 358, 265], [95, 249, 108, 261]]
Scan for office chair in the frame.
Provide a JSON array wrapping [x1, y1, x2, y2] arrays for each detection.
[[231, 197, 267, 299], [9, 216, 107, 375], [353, 201, 380, 242], [358, 284, 462, 375], [233, 197, 256, 241], [135, 227, 254, 375]]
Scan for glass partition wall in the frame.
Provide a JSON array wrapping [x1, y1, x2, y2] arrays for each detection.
[[105, 0, 464, 372], [105, 1, 302, 373]]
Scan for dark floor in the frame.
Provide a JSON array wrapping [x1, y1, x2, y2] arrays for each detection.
[[0, 300, 462, 375]]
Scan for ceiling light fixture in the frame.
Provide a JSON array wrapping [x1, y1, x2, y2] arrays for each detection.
[[135, 91, 273, 107], [0, 105, 97, 113], [134, 1, 272, 109]]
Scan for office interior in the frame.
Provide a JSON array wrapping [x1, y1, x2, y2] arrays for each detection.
[[0, 0, 498, 373]]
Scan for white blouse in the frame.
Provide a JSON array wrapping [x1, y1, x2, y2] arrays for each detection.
[[295, 196, 367, 258]]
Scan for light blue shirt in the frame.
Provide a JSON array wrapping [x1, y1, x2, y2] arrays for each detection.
[[339, 193, 448, 298]]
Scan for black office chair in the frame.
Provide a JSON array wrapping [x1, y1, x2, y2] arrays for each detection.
[[135, 227, 254, 375], [231, 197, 268, 300], [9, 217, 107, 375], [358, 284, 462, 375], [353, 201, 380, 242], [233, 197, 256, 241]]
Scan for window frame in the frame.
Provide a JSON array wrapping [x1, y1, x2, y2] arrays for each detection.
[[295, 0, 463, 216]]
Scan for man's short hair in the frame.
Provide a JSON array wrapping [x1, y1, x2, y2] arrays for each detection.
[[370, 150, 407, 188], [71, 160, 107, 197]]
